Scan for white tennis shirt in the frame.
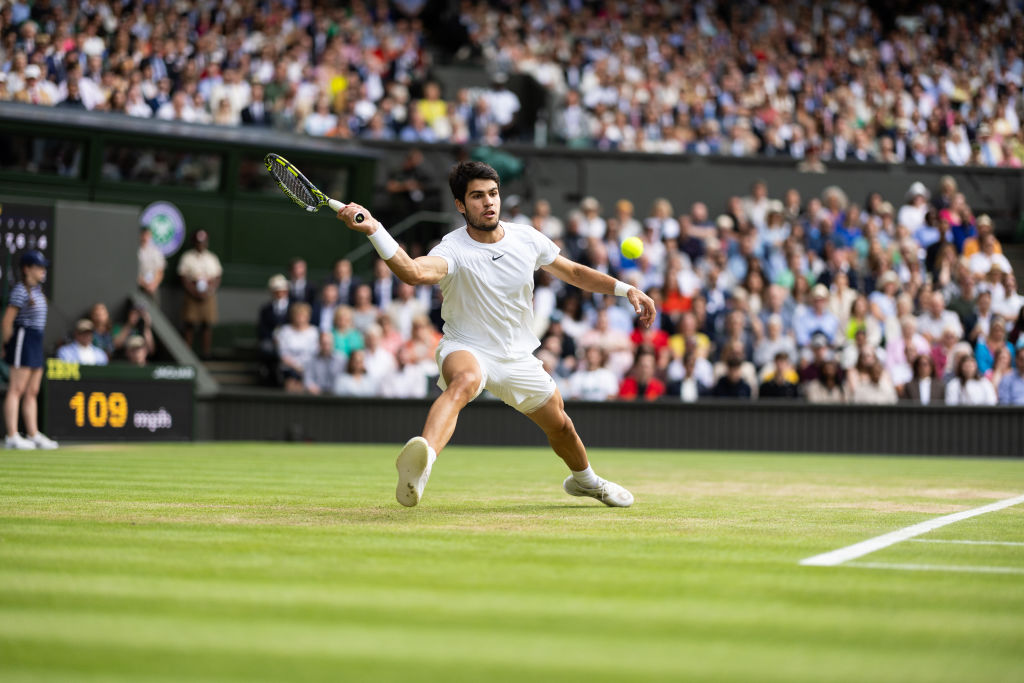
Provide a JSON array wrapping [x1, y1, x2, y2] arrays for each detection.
[[429, 222, 559, 358]]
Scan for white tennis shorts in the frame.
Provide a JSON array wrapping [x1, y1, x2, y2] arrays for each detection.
[[435, 339, 556, 414]]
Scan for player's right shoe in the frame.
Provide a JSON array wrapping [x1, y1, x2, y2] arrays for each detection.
[[563, 475, 634, 507], [5, 433, 37, 450], [395, 436, 435, 507]]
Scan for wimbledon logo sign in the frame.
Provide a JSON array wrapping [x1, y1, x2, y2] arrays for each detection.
[[140, 201, 186, 257]]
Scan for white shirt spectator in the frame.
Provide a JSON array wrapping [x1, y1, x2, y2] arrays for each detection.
[[333, 373, 379, 397], [916, 310, 963, 341], [567, 367, 620, 401], [379, 364, 429, 398], [274, 324, 318, 373], [484, 87, 520, 127], [56, 342, 108, 366], [363, 346, 397, 379], [968, 251, 1013, 277], [945, 377, 997, 406]]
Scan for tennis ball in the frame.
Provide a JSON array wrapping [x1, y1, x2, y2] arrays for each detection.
[[621, 236, 644, 260]]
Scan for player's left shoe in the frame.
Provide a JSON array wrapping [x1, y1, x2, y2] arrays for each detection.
[[395, 436, 435, 507], [563, 475, 634, 507], [27, 432, 58, 450]]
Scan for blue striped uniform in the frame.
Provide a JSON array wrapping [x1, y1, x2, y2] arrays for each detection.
[[5, 283, 47, 368]]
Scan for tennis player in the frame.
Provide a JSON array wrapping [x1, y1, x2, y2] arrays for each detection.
[[2, 250, 59, 450], [337, 162, 655, 507]]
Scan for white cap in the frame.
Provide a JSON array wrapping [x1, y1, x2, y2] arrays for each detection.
[[24, 64, 41, 79]]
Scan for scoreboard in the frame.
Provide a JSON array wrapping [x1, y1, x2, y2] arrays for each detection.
[[44, 361, 195, 441]]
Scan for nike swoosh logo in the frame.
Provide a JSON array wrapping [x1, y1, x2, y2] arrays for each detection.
[[491, 254, 505, 261]]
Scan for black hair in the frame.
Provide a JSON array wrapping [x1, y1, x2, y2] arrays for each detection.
[[448, 161, 500, 205]]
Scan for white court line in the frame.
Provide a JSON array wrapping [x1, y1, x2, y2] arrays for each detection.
[[847, 562, 1024, 575], [800, 493, 1024, 567], [910, 539, 1024, 547]]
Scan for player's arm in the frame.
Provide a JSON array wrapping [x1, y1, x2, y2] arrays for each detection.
[[1, 305, 17, 345], [336, 204, 448, 285], [542, 255, 656, 328]]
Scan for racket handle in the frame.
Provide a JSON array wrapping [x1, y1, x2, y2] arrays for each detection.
[[327, 198, 364, 223]]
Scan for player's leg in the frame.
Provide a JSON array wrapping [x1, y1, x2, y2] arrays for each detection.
[[526, 389, 634, 507], [396, 350, 483, 507], [22, 368, 56, 449], [422, 350, 484, 454], [523, 387, 588, 470]]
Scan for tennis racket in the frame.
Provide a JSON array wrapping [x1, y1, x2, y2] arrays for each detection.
[[264, 153, 364, 222]]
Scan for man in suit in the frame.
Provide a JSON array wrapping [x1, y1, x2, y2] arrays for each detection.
[[370, 258, 398, 309], [257, 275, 291, 384], [241, 83, 274, 126], [329, 258, 361, 306], [287, 258, 316, 306]]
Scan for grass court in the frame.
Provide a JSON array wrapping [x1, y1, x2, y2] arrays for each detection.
[[1, 444, 1023, 682]]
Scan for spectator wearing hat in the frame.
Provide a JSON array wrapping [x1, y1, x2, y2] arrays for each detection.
[[794, 284, 839, 348], [997, 347, 1024, 405], [13, 64, 56, 106], [897, 182, 931, 235], [962, 215, 1001, 259], [257, 274, 290, 384], [125, 335, 149, 367], [57, 319, 109, 366], [2, 250, 58, 450], [968, 233, 1013, 279], [177, 229, 222, 358]]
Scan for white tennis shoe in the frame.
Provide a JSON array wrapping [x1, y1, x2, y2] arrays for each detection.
[[395, 436, 435, 507], [563, 475, 634, 507], [5, 433, 36, 450], [28, 432, 58, 450]]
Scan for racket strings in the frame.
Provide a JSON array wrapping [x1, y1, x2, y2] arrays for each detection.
[[272, 164, 317, 208]]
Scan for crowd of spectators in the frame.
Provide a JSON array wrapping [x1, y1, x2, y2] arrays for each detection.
[[258, 173, 1024, 405], [55, 301, 155, 367], [3, 1, 1024, 167]]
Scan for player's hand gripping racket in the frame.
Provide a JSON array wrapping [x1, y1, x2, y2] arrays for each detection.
[[264, 153, 364, 223]]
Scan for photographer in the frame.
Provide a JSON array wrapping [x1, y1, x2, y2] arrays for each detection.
[[113, 304, 155, 359]]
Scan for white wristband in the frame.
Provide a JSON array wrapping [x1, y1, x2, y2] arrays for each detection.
[[367, 226, 399, 260], [613, 280, 632, 297]]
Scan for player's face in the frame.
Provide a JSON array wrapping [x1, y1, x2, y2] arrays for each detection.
[[457, 179, 501, 232]]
